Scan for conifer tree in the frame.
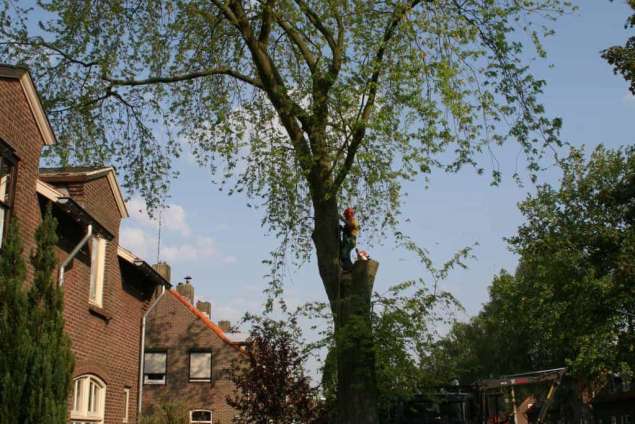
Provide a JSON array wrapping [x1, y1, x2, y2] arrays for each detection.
[[23, 206, 74, 424], [0, 220, 31, 423]]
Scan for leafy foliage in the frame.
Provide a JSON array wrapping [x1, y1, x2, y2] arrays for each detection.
[[313, 243, 467, 422], [227, 319, 325, 424], [425, 271, 536, 384], [508, 145, 635, 385], [372, 282, 460, 423], [430, 145, 635, 391], [0, 220, 31, 423], [0, 0, 568, 251], [603, 0, 635, 95], [0, 210, 74, 424], [24, 206, 74, 423]]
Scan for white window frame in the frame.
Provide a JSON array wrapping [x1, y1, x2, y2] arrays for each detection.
[[143, 351, 167, 385], [122, 387, 130, 423], [189, 351, 212, 382], [190, 410, 213, 424], [70, 374, 106, 424], [89, 236, 107, 307], [0, 146, 16, 250]]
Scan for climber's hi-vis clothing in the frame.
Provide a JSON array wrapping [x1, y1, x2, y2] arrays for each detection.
[[340, 217, 359, 269]]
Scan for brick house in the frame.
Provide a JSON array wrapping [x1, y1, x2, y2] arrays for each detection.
[[0, 64, 168, 424], [142, 279, 246, 424]]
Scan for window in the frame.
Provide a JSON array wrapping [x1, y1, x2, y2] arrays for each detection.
[[70, 374, 106, 424], [190, 410, 212, 424], [189, 351, 212, 382], [89, 236, 107, 307], [144, 351, 167, 384], [0, 143, 16, 249], [122, 388, 130, 423]]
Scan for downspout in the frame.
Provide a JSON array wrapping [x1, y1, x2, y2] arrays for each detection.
[[59, 224, 93, 286], [138, 284, 166, 417]]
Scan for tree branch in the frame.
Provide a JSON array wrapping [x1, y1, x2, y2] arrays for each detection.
[[1, 39, 98, 69], [292, 0, 337, 54], [274, 14, 318, 72], [101, 68, 263, 89], [48, 87, 115, 114], [329, 2, 345, 80], [332, 0, 424, 191], [226, 0, 315, 171], [259, 0, 275, 44]]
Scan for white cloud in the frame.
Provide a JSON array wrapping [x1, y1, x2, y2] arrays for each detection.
[[120, 227, 156, 260], [126, 197, 191, 236], [121, 198, 237, 266], [162, 236, 218, 262], [120, 226, 237, 266]]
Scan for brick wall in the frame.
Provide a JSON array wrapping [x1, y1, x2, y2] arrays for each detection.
[[143, 291, 243, 424], [57, 213, 156, 424], [0, 72, 162, 424], [0, 77, 45, 280]]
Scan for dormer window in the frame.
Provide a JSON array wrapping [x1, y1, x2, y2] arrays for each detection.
[[89, 236, 107, 307], [0, 141, 17, 249]]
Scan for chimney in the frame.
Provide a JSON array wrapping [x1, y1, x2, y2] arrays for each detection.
[[176, 276, 194, 304], [196, 300, 211, 318], [152, 262, 171, 283], [218, 320, 232, 333]]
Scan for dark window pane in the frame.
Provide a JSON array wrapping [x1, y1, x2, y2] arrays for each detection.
[[191, 410, 212, 421]]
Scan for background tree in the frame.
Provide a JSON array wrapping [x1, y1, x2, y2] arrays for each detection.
[[227, 318, 325, 424], [23, 207, 74, 424], [0, 220, 31, 423], [0, 1, 570, 421], [428, 145, 635, 418], [424, 271, 535, 385], [507, 145, 635, 386], [603, 0, 635, 94]]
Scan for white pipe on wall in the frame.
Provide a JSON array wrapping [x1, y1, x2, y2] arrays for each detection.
[[138, 284, 166, 417], [59, 224, 93, 286]]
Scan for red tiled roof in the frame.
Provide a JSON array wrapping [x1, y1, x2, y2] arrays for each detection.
[[169, 290, 245, 354]]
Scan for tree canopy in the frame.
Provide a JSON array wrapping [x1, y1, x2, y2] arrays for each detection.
[[430, 145, 635, 390], [603, 0, 635, 95], [1, 0, 567, 255], [227, 318, 325, 424]]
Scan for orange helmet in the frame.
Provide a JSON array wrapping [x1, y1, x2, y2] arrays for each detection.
[[343, 207, 355, 219]]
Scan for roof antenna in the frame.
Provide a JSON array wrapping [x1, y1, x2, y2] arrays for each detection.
[[156, 208, 162, 264]]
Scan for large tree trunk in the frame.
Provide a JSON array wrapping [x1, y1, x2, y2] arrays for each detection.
[[311, 196, 380, 424], [334, 260, 380, 424]]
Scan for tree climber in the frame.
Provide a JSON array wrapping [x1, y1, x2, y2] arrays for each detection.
[[339, 207, 359, 270]]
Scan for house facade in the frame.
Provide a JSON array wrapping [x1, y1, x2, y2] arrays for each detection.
[[0, 64, 168, 424], [142, 280, 245, 424]]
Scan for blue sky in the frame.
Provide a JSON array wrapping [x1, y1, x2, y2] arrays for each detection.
[[119, 1, 635, 328]]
